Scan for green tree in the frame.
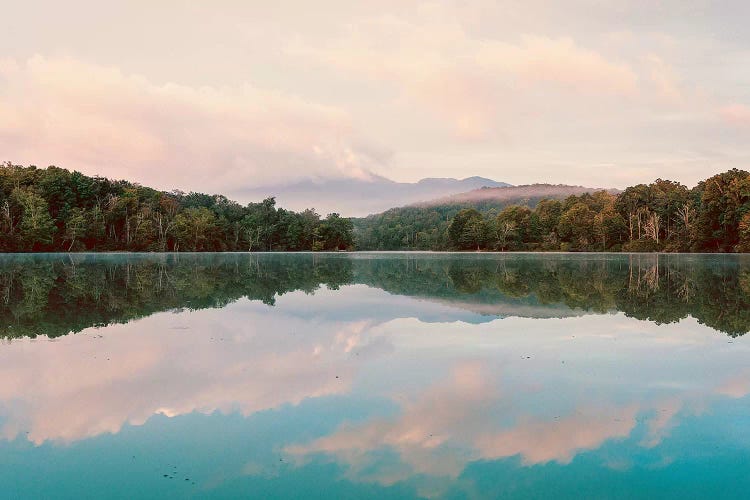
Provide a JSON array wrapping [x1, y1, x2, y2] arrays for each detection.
[[63, 207, 88, 251], [535, 199, 563, 249], [448, 209, 485, 250], [738, 212, 750, 252], [494, 206, 532, 250], [242, 198, 279, 251], [692, 169, 750, 251], [558, 202, 595, 250], [593, 206, 626, 250], [174, 207, 220, 251], [318, 213, 354, 250], [12, 188, 57, 251]]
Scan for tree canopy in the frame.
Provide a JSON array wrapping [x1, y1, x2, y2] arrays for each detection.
[[0, 163, 354, 252], [3, 164, 749, 254]]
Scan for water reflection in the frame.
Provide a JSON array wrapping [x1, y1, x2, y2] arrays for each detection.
[[0, 301, 358, 444], [1, 253, 749, 498], [2, 253, 750, 338], [287, 318, 750, 484]]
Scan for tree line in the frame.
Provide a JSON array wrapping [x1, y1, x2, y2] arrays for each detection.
[[0, 163, 354, 252], [3, 164, 749, 253], [357, 169, 750, 252]]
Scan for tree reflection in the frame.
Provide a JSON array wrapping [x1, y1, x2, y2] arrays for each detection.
[[2, 254, 750, 339], [0, 254, 353, 339]]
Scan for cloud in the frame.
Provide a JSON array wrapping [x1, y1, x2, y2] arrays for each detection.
[[288, 13, 638, 140], [644, 54, 685, 104], [720, 104, 750, 128], [475, 35, 638, 95], [0, 56, 379, 195]]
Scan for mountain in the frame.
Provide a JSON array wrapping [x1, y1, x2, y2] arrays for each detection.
[[231, 175, 511, 217], [415, 183, 619, 210]]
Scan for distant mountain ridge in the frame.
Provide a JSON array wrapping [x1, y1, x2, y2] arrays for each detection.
[[415, 183, 619, 209], [233, 175, 511, 217]]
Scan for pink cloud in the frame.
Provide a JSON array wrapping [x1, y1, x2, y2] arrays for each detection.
[[0, 306, 376, 444], [0, 56, 378, 195], [289, 14, 639, 140], [644, 54, 684, 103], [720, 104, 750, 127], [287, 362, 645, 484], [475, 35, 638, 96]]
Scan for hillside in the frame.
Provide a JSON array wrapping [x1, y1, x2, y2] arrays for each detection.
[[354, 184, 615, 250], [416, 183, 619, 210], [234, 175, 511, 217]]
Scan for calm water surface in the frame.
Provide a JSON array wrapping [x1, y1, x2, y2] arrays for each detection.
[[1, 252, 750, 499]]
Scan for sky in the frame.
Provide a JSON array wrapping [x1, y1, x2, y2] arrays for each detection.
[[2, 0, 750, 198]]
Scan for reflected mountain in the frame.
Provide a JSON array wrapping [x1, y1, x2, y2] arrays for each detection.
[[2, 253, 750, 339]]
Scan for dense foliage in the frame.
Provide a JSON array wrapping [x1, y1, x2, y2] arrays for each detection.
[[4, 164, 748, 253], [0, 163, 354, 252], [354, 206, 456, 250], [352, 190, 574, 250], [354, 169, 750, 252], [2, 253, 749, 339]]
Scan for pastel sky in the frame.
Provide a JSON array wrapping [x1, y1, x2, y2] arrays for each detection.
[[2, 1, 750, 196]]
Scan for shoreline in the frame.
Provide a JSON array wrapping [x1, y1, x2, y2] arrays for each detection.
[[0, 250, 748, 256]]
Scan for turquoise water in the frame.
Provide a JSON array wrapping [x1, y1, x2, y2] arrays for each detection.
[[1, 252, 750, 499]]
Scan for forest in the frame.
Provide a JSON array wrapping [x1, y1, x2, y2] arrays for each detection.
[[2, 163, 749, 253], [354, 169, 750, 253], [0, 163, 353, 252]]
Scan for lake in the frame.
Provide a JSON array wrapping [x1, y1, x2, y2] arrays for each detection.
[[1, 252, 750, 499]]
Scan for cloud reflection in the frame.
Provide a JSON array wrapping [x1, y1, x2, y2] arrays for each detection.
[[0, 283, 747, 497], [0, 301, 377, 444]]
